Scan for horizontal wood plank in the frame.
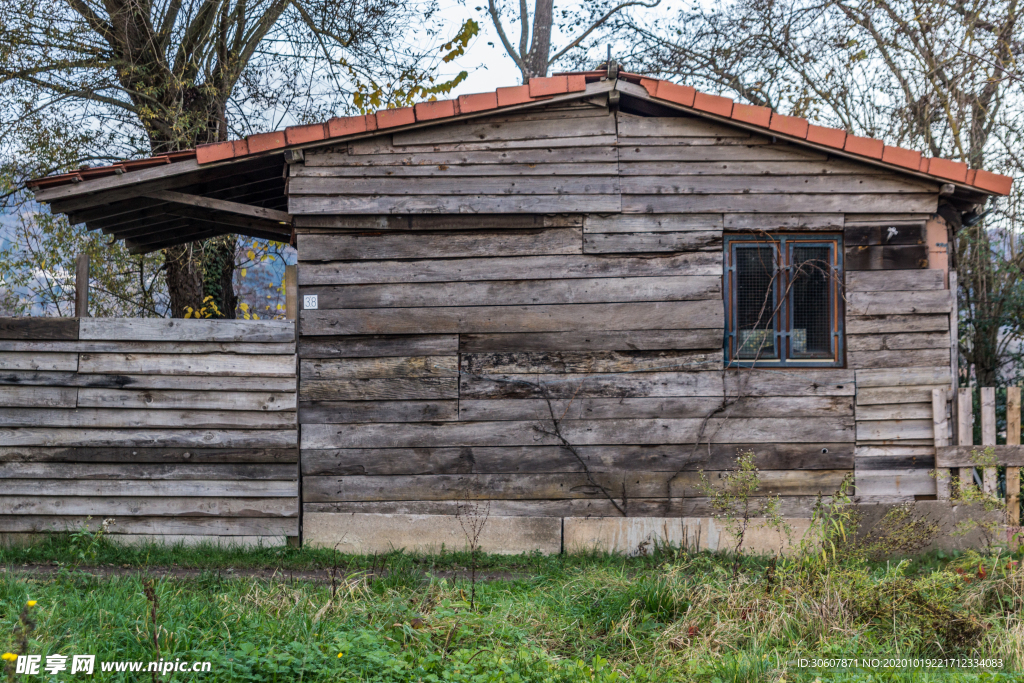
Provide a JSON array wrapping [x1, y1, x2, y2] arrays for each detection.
[[846, 315, 950, 335], [0, 515, 297, 535], [0, 496, 297, 517], [298, 253, 723, 285], [301, 356, 457, 379], [299, 335, 458, 358], [0, 446, 297, 464], [301, 417, 854, 449], [288, 177, 620, 196], [855, 420, 935, 441], [0, 386, 78, 408], [76, 388, 296, 411], [847, 290, 952, 316], [458, 396, 853, 421], [0, 463, 296, 480], [844, 245, 928, 270], [848, 348, 951, 369], [304, 276, 721, 309], [79, 318, 294, 342], [0, 371, 296, 392], [583, 214, 722, 233], [461, 350, 722, 375], [583, 231, 721, 253], [0, 353, 78, 372], [299, 400, 459, 423], [846, 332, 950, 352], [298, 229, 587, 265], [0, 341, 295, 354], [77, 353, 296, 376], [856, 385, 950, 405], [855, 366, 952, 388], [301, 443, 855, 476], [290, 194, 622, 215], [0, 428, 297, 448], [855, 403, 933, 421], [299, 377, 458, 401], [1, 479, 297, 497], [300, 300, 723, 335], [0, 408, 295, 429], [0, 318, 78, 341], [623, 194, 937, 215], [845, 269, 945, 291], [936, 445, 1024, 467], [459, 329, 723, 352], [302, 470, 850, 502]]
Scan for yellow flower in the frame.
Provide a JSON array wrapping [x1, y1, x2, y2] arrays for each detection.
[[337, 653, 343, 658], [1, 653, 18, 662], [26, 600, 36, 607]]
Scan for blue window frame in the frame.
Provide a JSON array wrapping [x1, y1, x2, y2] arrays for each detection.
[[724, 234, 844, 367]]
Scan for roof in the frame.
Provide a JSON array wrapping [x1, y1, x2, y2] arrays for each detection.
[[27, 70, 1013, 196]]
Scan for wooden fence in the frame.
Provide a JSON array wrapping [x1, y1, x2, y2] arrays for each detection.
[[934, 386, 1022, 527], [0, 317, 299, 545]]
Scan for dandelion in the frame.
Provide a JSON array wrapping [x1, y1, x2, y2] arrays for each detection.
[[26, 600, 37, 607], [337, 653, 343, 658], [1, 653, 17, 662]]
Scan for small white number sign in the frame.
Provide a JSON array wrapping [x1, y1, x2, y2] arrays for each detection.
[[303, 294, 318, 310]]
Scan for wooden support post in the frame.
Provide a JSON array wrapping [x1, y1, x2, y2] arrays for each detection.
[[1007, 387, 1021, 531], [74, 253, 89, 318], [933, 388, 951, 500], [284, 264, 297, 321], [981, 386, 997, 494], [958, 388, 974, 496]]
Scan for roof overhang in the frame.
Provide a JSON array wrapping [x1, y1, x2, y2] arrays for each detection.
[[28, 73, 1009, 252]]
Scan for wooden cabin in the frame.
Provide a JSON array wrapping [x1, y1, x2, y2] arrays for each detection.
[[25, 69, 1013, 553]]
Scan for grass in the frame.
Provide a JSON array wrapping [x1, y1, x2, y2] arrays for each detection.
[[2, 535, 1024, 681]]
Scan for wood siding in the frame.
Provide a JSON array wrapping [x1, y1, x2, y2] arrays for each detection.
[[287, 102, 948, 524], [0, 318, 298, 542]]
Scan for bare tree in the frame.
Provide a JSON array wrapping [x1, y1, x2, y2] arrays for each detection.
[[1, 0, 474, 316], [483, 0, 659, 82], [621, 0, 1024, 385]]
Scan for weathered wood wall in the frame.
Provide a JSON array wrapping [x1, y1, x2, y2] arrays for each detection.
[[292, 100, 947, 545], [0, 317, 298, 545]]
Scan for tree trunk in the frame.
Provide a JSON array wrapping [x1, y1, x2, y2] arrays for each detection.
[[525, 0, 554, 79], [164, 244, 205, 318]]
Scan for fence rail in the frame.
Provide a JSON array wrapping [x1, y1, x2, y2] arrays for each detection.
[[934, 386, 1022, 527]]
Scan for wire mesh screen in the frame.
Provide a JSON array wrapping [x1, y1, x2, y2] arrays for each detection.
[[790, 245, 833, 358], [735, 246, 777, 359]]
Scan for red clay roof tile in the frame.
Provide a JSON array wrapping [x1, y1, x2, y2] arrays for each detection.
[[327, 115, 368, 138], [375, 106, 415, 129], [639, 78, 660, 97], [730, 103, 771, 128], [927, 157, 969, 183], [805, 124, 846, 148], [458, 91, 498, 113], [196, 142, 234, 164], [285, 123, 327, 145], [656, 81, 696, 107], [566, 74, 587, 92], [414, 99, 457, 121], [693, 91, 733, 117], [844, 134, 884, 159], [496, 85, 531, 107], [247, 131, 286, 154], [769, 113, 808, 138], [529, 76, 569, 97], [881, 145, 922, 170], [972, 169, 1013, 195]]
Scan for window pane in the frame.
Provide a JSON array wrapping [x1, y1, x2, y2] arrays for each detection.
[[791, 245, 833, 358], [735, 246, 777, 359]]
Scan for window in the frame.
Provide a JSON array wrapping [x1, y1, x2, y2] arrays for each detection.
[[724, 234, 844, 367]]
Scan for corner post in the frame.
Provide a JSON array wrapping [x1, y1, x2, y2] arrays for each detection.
[[75, 253, 89, 317]]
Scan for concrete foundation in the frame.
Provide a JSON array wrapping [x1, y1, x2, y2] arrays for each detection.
[[303, 512, 563, 554]]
